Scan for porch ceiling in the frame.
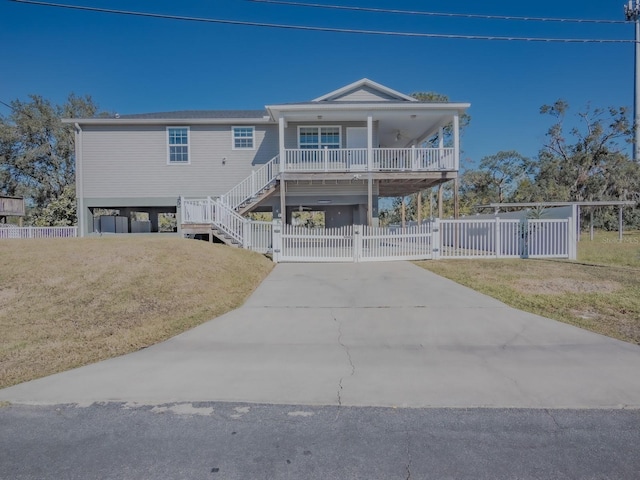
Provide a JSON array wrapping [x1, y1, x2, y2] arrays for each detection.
[[281, 172, 457, 197], [377, 176, 456, 197]]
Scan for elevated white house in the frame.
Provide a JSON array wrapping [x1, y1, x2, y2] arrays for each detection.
[[65, 79, 470, 240]]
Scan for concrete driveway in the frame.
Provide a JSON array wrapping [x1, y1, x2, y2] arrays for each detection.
[[2, 261, 640, 408]]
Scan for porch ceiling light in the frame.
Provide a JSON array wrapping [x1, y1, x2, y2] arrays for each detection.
[[317, 200, 332, 204]]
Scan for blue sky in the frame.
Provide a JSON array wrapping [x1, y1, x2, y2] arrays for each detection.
[[0, 0, 635, 167]]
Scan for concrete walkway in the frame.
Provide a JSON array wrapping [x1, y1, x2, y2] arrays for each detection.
[[2, 262, 640, 408]]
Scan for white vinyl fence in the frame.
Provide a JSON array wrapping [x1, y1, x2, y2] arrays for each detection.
[[247, 221, 273, 254], [438, 218, 574, 259], [180, 198, 576, 262], [272, 218, 575, 263], [0, 226, 78, 239], [360, 224, 433, 262], [276, 225, 356, 263]]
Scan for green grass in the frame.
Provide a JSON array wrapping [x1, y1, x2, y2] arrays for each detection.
[[416, 230, 640, 345], [578, 230, 640, 268], [0, 237, 274, 389]]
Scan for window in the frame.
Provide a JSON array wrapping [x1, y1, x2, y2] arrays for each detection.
[[299, 126, 340, 149], [167, 127, 189, 164], [233, 126, 255, 149]]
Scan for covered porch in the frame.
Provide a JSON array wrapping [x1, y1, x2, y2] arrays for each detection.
[[267, 99, 467, 227]]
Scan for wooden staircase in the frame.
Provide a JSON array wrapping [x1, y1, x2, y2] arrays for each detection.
[[211, 226, 242, 247], [181, 155, 280, 247], [236, 181, 279, 215]]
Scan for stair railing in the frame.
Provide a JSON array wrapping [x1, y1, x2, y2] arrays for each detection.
[[212, 199, 249, 246], [219, 155, 280, 210]]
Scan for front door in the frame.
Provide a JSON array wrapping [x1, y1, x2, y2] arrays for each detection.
[[346, 127, 368, 170]]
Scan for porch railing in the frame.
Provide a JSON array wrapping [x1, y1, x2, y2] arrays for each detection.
[[283, 147, 455, 172], [181, 197, 215, 224], [284, 148, 368, 172], [373, 147, 455, 171]]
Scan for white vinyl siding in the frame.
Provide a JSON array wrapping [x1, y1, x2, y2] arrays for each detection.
[[331, 86, 397, 102], [82, 125, 278, 199], [298, 126, 341, 149], [167, 127, 190, 164], [232, 126, 255, 149]]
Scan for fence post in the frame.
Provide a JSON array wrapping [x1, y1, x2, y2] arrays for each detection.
[[243, 220, 250, 249], [432, 218, 440, 260], [495, 217, 501, 258], [272, 219, 282, 263], [567, 218, 577, 260], [353, 225, 362, 262], [520, 218, 529, 259]]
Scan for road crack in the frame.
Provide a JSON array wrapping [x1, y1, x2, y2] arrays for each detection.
[[545, 409, 563, 431], [405, 432, 412, 480]]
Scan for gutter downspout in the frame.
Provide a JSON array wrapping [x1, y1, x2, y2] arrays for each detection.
[[74, 123, 85, 237]]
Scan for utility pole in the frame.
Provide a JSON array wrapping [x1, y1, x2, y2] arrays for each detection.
[[625, 0, 640, 161]]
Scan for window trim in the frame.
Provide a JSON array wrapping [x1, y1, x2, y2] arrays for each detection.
[[166, 126, 190, 165], [297, 125, 342, 149], [232, 126, 256, 150]]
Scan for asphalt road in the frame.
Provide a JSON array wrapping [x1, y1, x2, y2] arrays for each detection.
[[1, 402, 639, 480]]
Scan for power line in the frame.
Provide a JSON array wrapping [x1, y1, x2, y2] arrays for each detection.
[[248, 0, 628, 25], [0, 99, 33, 118], [0, 100, 19, 114], [10, 0, 635, 43]]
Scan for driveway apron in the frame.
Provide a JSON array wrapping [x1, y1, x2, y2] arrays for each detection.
[[2, 261, 640, 408]]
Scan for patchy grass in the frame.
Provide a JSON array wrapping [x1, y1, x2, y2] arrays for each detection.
[[578, 229, 640, 268], [416, 230, 640, 345], [0, 236, 273, 389]]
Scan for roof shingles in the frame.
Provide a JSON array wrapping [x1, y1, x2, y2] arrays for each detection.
[[118, 109, 268, 120]]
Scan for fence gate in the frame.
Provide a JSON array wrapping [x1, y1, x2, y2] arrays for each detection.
[[277, 224, 356, 262], [275, 224, 433, 263], [360, 225, 433, 262]]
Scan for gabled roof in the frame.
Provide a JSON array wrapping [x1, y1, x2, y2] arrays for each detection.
[[65, 79, 468, 127], [312, 78, 417, 103]]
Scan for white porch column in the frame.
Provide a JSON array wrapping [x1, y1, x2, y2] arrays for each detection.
[[438, 126, 444, 169], [74, 123, 85, 237], [367, 114, 373, 171], [453, 113, 460, 171], [280, 177, 286, 224], [367, 114, 374, 226], [278, 115, 286, 173]]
